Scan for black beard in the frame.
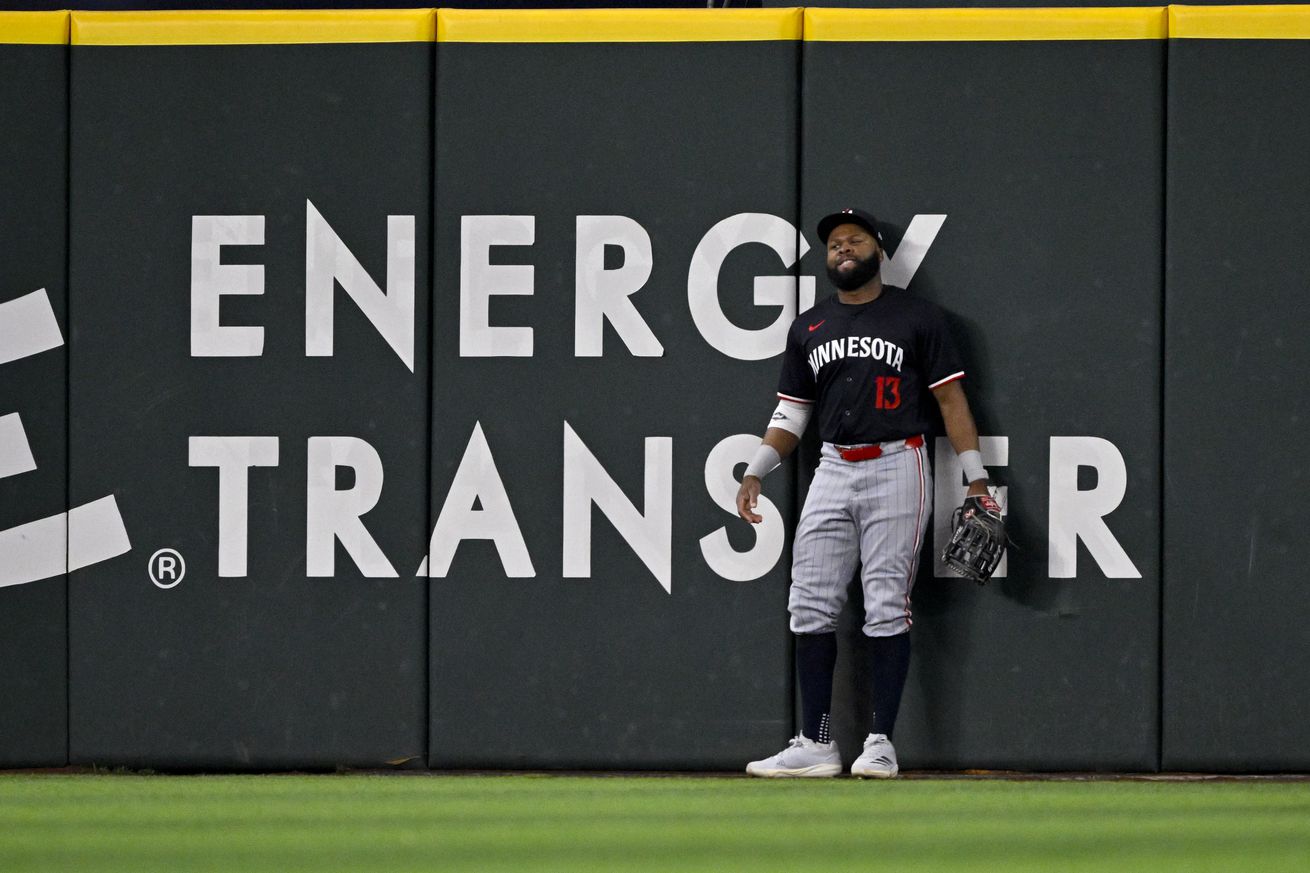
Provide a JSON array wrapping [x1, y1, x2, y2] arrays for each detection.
[[827, 252, 880, 291]]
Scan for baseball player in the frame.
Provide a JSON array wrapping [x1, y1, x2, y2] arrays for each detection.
[[739, 208, 992, 778]]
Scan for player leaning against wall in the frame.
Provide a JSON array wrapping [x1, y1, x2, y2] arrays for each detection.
[[736, 208, 1003, 779]]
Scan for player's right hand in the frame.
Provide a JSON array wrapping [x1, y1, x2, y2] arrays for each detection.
[[736, 476, 763, 524]]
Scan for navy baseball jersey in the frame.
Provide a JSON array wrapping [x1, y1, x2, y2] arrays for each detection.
[[776, 286, 964, 445]]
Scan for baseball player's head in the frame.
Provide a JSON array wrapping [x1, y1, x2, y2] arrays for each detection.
[[818, 208, 884, 292]]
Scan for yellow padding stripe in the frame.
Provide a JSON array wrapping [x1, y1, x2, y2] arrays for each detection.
[[437, 8, 803, 43], [805, 7, 1167, 41], [71, 10, 437, 46], [1170, 5, 1310, 38], [0, 11, 69, 45]]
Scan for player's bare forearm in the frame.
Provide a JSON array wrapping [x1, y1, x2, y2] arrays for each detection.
[[931, 380, 990, 497], [931, 380, 979, 453], [736, 428, 800, 524], [761, 426, 800, 460]]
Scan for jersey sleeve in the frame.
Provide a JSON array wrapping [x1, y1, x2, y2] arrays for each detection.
[[919, 303, 966, 390], [776, 322, 816, 403]]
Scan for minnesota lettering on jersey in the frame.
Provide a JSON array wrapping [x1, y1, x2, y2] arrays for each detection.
[[807, 336, 905, 378]]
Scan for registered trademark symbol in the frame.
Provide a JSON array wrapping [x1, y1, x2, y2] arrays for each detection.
[[148, 548, 186, 589]]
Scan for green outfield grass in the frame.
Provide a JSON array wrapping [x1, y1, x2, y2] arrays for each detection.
[[2, 773, 1308, 872]]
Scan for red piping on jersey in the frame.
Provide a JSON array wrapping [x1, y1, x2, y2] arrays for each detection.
[[777, 392, 814, 404], [928, 371, 966, 390], [903, 441, 926, 628]]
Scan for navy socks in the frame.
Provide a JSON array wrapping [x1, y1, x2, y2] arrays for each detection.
[[796, 630, 912, 743], [866, 631, 912, 738], [795, 632, 837, 743]]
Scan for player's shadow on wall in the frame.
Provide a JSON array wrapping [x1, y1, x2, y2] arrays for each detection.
[[881, 220, 1053, 615]]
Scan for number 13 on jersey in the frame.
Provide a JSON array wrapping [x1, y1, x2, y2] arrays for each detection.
[[874, 376, 901, 409]]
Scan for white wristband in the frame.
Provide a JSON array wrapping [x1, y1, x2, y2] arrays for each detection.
[[958, 449, 987, 484], [744, 444, 781, 480]]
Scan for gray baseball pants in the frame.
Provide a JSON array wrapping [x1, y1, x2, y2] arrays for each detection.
[[789, 438, 932, 638]]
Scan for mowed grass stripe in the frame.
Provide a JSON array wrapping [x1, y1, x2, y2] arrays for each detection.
[[1, 775, 1308, 873]]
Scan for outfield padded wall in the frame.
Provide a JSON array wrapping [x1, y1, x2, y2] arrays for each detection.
[[801, 6, 1165, 772], [1, 5, 1307, 773], [1163, 4, 1310, 771], [0, 11, 71, 767], [66, 11, 433, 768]]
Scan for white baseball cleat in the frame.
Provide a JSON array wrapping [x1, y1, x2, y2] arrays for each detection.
[[746, 735, 842, 778], [851, 733, 899, 779]]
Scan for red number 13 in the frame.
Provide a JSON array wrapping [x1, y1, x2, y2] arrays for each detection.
[[875, 376, 901, 410]]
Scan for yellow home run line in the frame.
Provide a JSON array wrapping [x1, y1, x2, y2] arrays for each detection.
[[0, 11, 68, 45], [437, 8, 803, 42], [805, 7, 1168, 41], [70, 10, 436, 46], [1170, 4, 1310, 38], [6, 6, 1308, 46]]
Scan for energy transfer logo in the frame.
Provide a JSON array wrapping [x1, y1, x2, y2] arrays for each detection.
[[0, 286, 131, 588]]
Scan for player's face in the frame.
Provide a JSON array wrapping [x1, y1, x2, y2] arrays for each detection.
[[825, 223, 882, 291]]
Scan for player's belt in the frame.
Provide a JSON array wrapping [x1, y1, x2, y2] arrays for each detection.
[[836, 434, 924, 462]]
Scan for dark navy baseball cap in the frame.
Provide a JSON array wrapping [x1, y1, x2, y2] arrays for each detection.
[[817, 208, 884, 248]]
